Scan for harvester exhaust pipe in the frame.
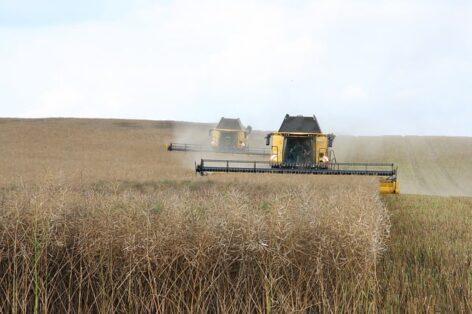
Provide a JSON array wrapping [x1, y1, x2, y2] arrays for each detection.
[[265, 134, 271, 146]]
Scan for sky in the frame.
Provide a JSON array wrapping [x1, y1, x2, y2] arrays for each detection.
[[0, 0, 471, 136]]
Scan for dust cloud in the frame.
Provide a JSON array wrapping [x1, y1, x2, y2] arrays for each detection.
[[170, 123, 213, 171], [170, 123, 270, 171], [334, 135, 472, 197]]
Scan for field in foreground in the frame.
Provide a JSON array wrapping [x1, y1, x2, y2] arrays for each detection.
[[379, 195, 471, 312], [0, 179, 470, 312], [0, 118, 471, 312], [0, 176, 389, 312]]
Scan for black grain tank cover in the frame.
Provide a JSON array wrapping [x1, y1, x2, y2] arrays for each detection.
[[278, 114, 322, 133], [216, 118, 245, 131]]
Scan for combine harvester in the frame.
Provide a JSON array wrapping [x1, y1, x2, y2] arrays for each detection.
[[196, 114, 399, 194], [167, 117, 270, 156]]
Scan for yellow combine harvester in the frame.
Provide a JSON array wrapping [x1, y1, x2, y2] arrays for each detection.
[[209, 118, 252, 150], [196, 114, 399, 194], [168, 117, 270, 156]]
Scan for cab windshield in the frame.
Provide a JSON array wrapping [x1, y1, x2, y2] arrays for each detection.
[[283, 137, 313, 165]]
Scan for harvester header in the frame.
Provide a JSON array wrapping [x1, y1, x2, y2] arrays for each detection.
[[196, 114, 399, 194]]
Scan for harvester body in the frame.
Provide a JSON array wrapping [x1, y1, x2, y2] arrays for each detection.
[[268, 132, 331, 165], [266, 115, 334, 166]]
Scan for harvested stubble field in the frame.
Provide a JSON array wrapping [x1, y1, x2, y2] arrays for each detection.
[[0, 118, 471, 312]]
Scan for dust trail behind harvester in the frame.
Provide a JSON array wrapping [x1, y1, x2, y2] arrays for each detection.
[[334, 135, 472, 196], [170, 122, 269, 171], [170, 122, 214, 170]]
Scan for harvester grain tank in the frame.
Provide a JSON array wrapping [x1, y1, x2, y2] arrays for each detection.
[[196, 114, 399, 194], [167, 118, 270, 156]]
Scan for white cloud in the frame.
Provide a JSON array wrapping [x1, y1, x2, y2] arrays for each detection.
[[340, 85, 368, 102], [0, 0, 471, 135]]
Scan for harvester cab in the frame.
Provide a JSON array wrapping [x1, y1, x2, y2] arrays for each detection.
[[196, 114, 399, 194]]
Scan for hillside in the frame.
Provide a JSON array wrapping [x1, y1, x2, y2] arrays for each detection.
[[0, 118, 470, 196]]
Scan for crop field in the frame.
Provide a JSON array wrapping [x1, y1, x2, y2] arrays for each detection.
[[0, 118, 471, 312]]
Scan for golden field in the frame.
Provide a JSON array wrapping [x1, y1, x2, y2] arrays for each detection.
[[1, 118, 470, 197], [0, 118, 470, 312]]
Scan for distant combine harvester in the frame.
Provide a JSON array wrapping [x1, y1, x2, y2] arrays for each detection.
[[167, 117, 270, 156]]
